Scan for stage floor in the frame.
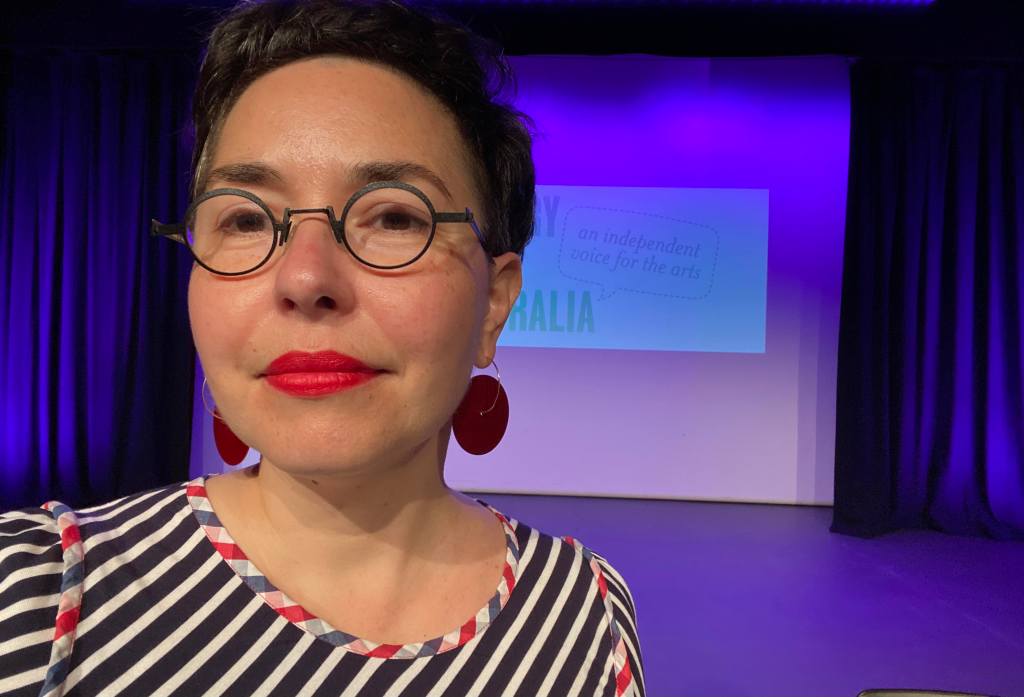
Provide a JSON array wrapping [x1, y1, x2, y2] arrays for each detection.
[[480, 492, 1024, 697]]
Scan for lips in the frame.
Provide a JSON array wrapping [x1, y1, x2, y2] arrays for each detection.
[[262, 350, 383, 397]]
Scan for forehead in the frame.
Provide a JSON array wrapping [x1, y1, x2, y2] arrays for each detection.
[[209, 56, 474, 202]]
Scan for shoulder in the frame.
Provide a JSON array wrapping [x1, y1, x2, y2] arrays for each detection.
[[0, 503, 69, 691], [0, 503, 67, 601], [560, 535, 645, 697], [488, 508, 645, 696], [1, 480, 190, 604], [73, 478, 191, 527], [0, 481, 192, 692], [48, 480, 195, 577]]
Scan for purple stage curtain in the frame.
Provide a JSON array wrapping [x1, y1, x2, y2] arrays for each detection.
[[0, 50, 197, 510], [833, 60, 1024, 540]]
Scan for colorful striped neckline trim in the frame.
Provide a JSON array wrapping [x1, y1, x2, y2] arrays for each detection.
[[185, 475, 522, 659]]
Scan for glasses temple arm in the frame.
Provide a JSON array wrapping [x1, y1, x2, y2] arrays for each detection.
[[436, 209, 490, 255], [150, 219, 188, 245]]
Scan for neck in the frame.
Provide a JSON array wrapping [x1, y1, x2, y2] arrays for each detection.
[[258, 460, 449, 545], [225, 431, 473, 574]]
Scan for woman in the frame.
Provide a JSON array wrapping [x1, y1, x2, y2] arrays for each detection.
[[0, 1, 643, 695]]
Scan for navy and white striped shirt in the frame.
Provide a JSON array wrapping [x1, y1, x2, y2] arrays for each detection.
[[0, 476, 643, 696]]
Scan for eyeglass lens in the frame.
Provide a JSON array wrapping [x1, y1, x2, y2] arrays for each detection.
[[185, 186, 434, 274]]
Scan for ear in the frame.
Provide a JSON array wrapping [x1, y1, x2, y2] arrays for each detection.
[[476, 252, 523, 368]]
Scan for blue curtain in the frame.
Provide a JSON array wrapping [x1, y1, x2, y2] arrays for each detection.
[[0, 50, 197, 510], [832, 60, 1024, 540]]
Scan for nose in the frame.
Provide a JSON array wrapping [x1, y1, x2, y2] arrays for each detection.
[[272, 211, 356, 317]]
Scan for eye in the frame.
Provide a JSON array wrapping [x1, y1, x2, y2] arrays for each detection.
[[368, 205, 431, 234], [220, 209, 271, 234], [346, 185, 434, 241]]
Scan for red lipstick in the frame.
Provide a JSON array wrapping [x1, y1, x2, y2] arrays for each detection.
[[262, 350, 383, 397]]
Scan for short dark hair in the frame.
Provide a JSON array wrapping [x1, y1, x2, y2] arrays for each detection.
[[190, 0, 536, 258]]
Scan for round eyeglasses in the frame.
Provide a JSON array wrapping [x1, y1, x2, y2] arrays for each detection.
[[150, 180, 488, 276]]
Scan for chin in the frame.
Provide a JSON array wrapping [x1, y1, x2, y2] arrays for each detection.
[[259, 451, 380, 478], [257, 438, 421, 479]]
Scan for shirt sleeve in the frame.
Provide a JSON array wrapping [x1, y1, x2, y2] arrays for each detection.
[[0, 506, 64, 696], [590, 550, 645, 697], [559, 535, 645, 697]]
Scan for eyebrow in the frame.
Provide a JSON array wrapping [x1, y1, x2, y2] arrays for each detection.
[[204, 162, 284, 189], [203, 160, 455, 203]]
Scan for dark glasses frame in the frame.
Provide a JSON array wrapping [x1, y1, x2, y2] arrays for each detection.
[[150, 179, 489, 276]]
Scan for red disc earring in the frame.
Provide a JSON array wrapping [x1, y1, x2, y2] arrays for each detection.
[[202, 378, 250, 466], [452, 362, 509, 455], [212, 408, 250, 466]]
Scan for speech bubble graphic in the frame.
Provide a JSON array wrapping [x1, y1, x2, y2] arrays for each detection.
[[557, 206, 719, 301]]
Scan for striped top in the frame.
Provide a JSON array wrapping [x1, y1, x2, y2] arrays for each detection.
[[0, 476, 644, 697]]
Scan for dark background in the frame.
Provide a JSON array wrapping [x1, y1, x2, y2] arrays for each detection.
[[2, 0, 1022, 59]]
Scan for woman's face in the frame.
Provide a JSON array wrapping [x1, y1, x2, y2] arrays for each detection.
[[188, 56, 521, 478]]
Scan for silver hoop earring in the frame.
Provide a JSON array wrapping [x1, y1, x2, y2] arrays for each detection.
[[201, 376, 251, 466], [480, 361, 502, 416], [200, 377, 225, 422]]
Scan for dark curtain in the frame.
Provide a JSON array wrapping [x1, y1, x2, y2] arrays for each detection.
[[832, 60, 1024, 540], [0, 50, 197, 510]]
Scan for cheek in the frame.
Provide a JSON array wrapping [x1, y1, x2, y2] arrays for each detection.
[[383, 279, 475, 356], [187, 272, 267, 372], [375, 268, 485, 393], [187, 273, 214, 359]]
